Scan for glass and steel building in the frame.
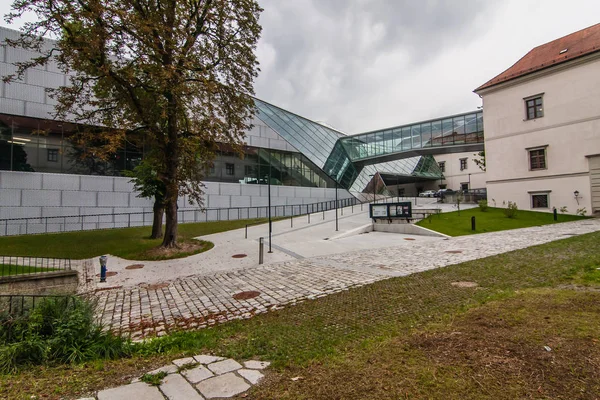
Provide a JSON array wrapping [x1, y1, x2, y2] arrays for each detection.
[[0, 25, 484, 201]]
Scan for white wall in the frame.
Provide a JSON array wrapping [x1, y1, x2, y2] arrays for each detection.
[[0, 170, 354, 235], [431, 152, 486, 192], [480, 54, 600, 214]]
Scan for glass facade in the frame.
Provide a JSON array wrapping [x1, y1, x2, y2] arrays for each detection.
[[1, 100, 482, 195]]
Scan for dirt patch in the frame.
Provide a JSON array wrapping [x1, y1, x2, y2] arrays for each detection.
[[232, 254, 248, 258], [142, 240, 210, 259], [125, 264, 145, 270], [451, 281, 479, 288], [233, 291, 261, 300], [445, 250, 463, 254]]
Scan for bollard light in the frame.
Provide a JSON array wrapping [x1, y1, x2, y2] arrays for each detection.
[[99, 255, 108, 283]]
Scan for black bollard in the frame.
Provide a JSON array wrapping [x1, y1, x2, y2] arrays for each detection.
[[553, 208, 558, 221], [471, 216, 476, 231]]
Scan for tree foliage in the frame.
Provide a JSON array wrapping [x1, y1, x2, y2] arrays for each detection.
[[4, 0, 262, 247], [473, 150, 486, 171]]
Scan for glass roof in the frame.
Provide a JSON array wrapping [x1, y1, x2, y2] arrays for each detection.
[[253, 98, 345, 169], [253, 98, 481, 192]]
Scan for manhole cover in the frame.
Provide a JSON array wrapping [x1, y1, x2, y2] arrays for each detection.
[[232, 254, 247, 258], [404, 238, 415, 241], [125, 264, 145, 270], [233, 291, 261, 300], [142, 283, 170, 290], [445, 250, 463, 254], [451, 281, 479, 288], [96, 271, 118, 277]]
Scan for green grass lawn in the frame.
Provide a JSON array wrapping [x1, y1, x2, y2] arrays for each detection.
[[0, 264, 56, 276], [0, 218, 272, 260], [3, 231, 599, 399], [417, 206, 585, 236]]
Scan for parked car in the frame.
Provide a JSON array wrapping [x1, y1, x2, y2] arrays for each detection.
[[434, 188, 456, 198], [419, 190, 436, 198]]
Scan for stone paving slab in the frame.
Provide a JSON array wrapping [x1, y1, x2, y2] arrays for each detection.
[[196, 372, 250, 398], [97, 382, 164, 400], [160, 373, 205, 400], [83, 354, 270, 400]]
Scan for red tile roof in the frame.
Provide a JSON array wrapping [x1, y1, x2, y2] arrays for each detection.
[[475, 23, 600, 92]]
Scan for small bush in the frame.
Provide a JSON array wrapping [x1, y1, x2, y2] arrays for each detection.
[[0, 296, 131, 373], [576, 207, 587, 216], [478, 200, 488, 212], [559, 206, 568, 214], [141, 371, 168, 386], [503, 201, 518, 218]]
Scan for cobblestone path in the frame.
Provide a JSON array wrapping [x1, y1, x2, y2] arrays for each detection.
[[94, 219, 600, 339]]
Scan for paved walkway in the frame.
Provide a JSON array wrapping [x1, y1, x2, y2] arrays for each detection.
[[81, 354, 270, 400], [93, 218, 600, 340]]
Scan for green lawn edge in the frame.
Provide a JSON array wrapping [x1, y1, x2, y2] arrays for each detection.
[[416, 206, 586, 236], [0, 218, 272, 260]]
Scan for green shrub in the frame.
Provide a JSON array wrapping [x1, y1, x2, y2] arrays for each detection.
[[503, 201, 518, 218], [0, 296, 131, 373], [478, 200, 488, 212]]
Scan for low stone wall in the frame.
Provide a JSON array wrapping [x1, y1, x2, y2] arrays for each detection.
[[373, 222, 449, 238], [0, 270, 78, 295]]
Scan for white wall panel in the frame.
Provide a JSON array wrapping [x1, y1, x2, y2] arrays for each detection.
[[24, 101, 55, 119], [42, 174, 80, 190], [0, 206, 42, 219], [219, 183, 241, 196], [230, 195, 251, 207], [128, 193, 153, 207], [0, 97, 25, 115], [208, 195, 230, 208], [4, 81, 45, 103], [1, 189, 21, 206], [98, 192, 129, 207], [61, 190, 97, 207], [21, 189, 61, 206], [81, 176, 114, 191], [0, 171, 43, 189], [25, 69, 65, 88], [41, 206, 80, 217], [241, 185, 261, 196]]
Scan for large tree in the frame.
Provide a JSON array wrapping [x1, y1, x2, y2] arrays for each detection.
[[4, 0, 262, 247]]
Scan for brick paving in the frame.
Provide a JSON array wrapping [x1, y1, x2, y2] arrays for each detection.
[[93, 219, 600, 340], [95, 262, 380, 340]]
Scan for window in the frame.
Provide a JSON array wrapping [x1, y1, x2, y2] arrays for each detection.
[[438, 161, 445, 173], [529, 148, 547, 170], [225, 163, 235, 176], [531, 194, 549, 208], [461, 183, 469, 191], [47, 149, 59, 162], [525, 96, 543, 120], [459, 158, 468, 171]]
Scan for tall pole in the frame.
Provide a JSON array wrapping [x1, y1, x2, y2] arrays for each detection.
[[335, 181, 339, 231], [268, 167, 272, 253], [397, 176, 400, 202], [468, 173, 471, 190]]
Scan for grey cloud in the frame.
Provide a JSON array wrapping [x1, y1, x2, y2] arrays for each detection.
[[255, 0, 500, 132]]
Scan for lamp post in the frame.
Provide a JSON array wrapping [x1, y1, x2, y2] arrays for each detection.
[[396, 175, 400, 202], [335, 180, 339, 231], [268, 166, 272, 253], [368, 174, 376, 204], [468, 173, 471, 190]]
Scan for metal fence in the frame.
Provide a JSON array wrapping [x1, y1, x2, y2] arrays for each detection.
[[0, 294, 77, 319], [0, 197, 361, 237], [0, 256, 72, 277]]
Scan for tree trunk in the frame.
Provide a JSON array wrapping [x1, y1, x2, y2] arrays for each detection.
[[150, 196, 164, 239], [162, 197, 178, 247]]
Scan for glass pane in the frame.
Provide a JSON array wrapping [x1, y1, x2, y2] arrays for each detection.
[[421, 123, 431, 147]]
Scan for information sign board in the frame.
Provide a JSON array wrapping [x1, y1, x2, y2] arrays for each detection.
[[369, 202, 412, 219]]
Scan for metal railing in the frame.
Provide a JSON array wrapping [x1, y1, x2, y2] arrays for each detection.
[[0, 256, 72, 277], [0, 197, 362, 237], [0, 294, 77, 318]]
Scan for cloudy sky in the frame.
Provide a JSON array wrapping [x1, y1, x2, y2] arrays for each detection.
[[2, 0, 600, 134]]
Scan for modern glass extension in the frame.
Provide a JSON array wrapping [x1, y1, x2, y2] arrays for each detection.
[[1, 97, 484, 195]]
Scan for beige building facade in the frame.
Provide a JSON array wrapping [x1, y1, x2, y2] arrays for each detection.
[[476, 24, 600, 215]]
